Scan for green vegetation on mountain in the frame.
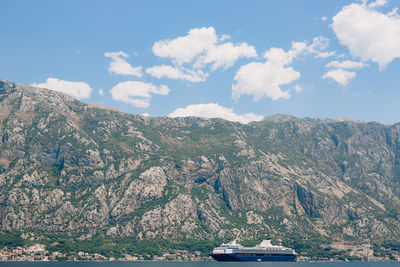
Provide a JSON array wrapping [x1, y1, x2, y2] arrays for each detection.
[[1, 79, 400, 258]]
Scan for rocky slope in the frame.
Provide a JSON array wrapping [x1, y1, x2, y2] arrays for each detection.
[[1, 78, 400, 245]]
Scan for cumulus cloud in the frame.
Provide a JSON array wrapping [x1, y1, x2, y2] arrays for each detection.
[[168, 103, 263, 124], [326, 60, 368, 69], [152, 27, 257, 74], [306, 36, 336, 58], [323, 60, 368, 87], [110, 81, 169, 108], [322, 69, 356, 86], [99, 89, 105, 96], [264, 41, 306, 65], [321, 16, 328, 21], [219, 34, 231, 42], [231, 35, 338, 101], [233, 62, 298, 101], [332, 2, 400, 69], [104, 51, 143, 76], [368, 0, 388, 8], [232, 42, 306, 101], [153, 27, 218, 65], [32, 78, 93, 99], [294, 85, 303, 93], [195, 42, 257, 70], [145, 65, 208, 82]]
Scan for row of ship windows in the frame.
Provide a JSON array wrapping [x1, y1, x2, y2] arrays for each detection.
[[235, 253, 290, 257]]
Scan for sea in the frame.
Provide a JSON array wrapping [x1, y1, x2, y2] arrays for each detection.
[[0, 262, 399, 267]]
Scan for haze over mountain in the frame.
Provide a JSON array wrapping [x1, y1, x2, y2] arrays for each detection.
[[1, 79, 400, 246]]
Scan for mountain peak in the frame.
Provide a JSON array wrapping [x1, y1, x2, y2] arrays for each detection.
[[0, 78, 18, 94], [262, 114, 299, 122]]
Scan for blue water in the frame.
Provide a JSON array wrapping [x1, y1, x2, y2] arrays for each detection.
[[0, 262, 399, 267]]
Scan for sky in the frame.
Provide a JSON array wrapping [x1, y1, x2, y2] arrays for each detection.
[[1, 0, 400, 124]]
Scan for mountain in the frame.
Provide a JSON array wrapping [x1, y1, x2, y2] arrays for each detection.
[[1, 79, 400, 256]]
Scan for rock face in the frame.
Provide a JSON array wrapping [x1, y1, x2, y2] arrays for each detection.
[[1, 78, 400, 243]]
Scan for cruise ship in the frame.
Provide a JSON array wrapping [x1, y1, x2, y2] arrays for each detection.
[[210, 240, 296, 262]]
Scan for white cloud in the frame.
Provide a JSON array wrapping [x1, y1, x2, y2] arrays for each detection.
[[110, 81, 169, 108], [168, 103, 264, 124], [232, 42, 305, 101], [152, 27, 218, 65], [104, 51, 143, 76], [326, 60, 368, 69], [321, 16, 328, 21], [99, 89, 105, 96], [387, 8, 399, 17], [332, 2, 400, 69], [32, 78, 93, 99], [145, 65, 208, 82], [219, 34, 231, 42], [196, 42, 258, 70], [368, 0, 388, 8], [232, 36, 339, 99], [322, 69, 356, 86], [323, 60, 367, 86], [306, 36, 336, 58], [294, 85, 303, 93], [264, 41, 306, 65], [152, 27, 257, 72], [233, 61, 298, 101]]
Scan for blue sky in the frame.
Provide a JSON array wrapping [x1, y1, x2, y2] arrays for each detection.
[[1, 0, 400, 124]]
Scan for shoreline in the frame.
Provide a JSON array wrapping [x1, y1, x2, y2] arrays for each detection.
[[1, 259, 399, 263]]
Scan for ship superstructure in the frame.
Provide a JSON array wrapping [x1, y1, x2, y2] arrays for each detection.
[[211, 240, 296, 262]]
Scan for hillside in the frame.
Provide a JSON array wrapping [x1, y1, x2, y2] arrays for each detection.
[[1, 79, 400, 258]]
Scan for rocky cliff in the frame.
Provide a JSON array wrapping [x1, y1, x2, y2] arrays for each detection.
[[1, 78, 400, 245]]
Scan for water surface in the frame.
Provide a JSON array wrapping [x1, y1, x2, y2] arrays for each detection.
[[0, 262, 399, 267]]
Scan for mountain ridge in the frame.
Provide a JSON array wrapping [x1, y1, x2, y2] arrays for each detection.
[[1, 79, 400, 254], [0, 78, 384, 126]]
